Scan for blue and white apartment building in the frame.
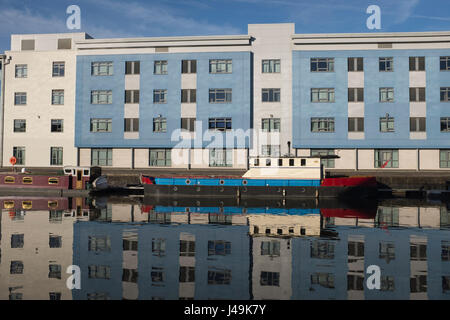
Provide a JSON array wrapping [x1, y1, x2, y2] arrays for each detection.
[[2, 23, 450, 170]]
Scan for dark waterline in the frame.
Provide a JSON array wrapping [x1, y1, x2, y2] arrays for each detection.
[[0, 195, 449, 300]]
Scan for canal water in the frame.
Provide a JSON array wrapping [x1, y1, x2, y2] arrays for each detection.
[[0, 195, 449, 300]]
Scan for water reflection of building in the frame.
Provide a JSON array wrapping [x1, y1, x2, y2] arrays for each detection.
[[0, 197, 89, 300], [291, 204, 450, 300], [73, 204, 250, 300]]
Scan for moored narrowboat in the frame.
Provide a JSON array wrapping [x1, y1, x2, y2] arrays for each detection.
[[142, 156, 378, 199]]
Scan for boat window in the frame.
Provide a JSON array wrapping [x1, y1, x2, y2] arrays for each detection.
[[83, 169, 90, 176], [48, 201, 58, 209], [22, 177, 33, 184], [266, 159, 271, 166], [64, 169, 72, 174], [48, 177, 59, 185], [22, 201, 32, 210], [278, 159, 283, 166], [4, 201, 15, 209], [4, 176, 15, 183], [254, 159, 259, 166], [289, 159, 295, 166], [301, 159, 306, 166]]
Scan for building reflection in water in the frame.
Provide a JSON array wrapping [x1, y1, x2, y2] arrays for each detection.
[[0, 196, 449, 300]]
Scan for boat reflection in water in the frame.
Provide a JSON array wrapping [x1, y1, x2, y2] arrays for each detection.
[[0, 195, 449, 300]]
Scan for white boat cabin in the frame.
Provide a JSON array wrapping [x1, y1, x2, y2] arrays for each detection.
[[243, 156, 330, 180]]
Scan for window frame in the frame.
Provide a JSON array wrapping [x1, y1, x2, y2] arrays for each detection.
[[261, 88, 281, 102], [209, 59, 232, 74], [52, 61, 65, 77], [154, 60, 168, 75], [153, 89, 167, 104], [15, 64, 28, 78], [153, 117, 167, 133], [262, 59, 281, 73], [90, 118, 112, 133], [91, 90, 112, 104], [311, 58, 335, 72], [311, 117, 335, 132], [209, 88, 232, 103], [379, 57, 394, 72], [149, 149, 171, 167], [311, 88, 335, 103], [91, 148, 113, 166], [91, 61, 113, 76], [13, 119, 26, 133]]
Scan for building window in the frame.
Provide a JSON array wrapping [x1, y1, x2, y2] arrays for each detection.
[[15, 64, 27, 78], [21, 39, 35, 50], [441, 56, 450, 71], [209, 89, 232, 103], [410, 117, 426, 132], [181, 60, 197, 74], [260, 241, 280, 257], [260, 272, 280, 286], [311, 149, 335, 168], [14, 92, 27, 105], [10, 261, 24, 274], [181, 89, 196, 103], [50, 119, 64, 133], [348, 88, 364, 102], [379, 57, 394, 71], [208, 240, 231, 256], [91, 90, 112, 104], [440, 150, 450, 168], [375, 149, 399, 168], [153, 118, 167, 133], [379, 242, 396, 262], [153, 89, 167, 103], [152, 238, 166, 256], [88, 236, 111, 252], [49, 292, 61, 300], [261, 118, 280, 132], [311, 58, 334, 72], [348, 57, 363, 72], [442, 241, 450, 261], [149, 149, 171, 167], [441, 87, 450, 102], [208, 268, 231, 285], [91, 61, 113, 76], [181, 118, 195, 132], [311, 117, 335, 132], [348, 117, 364, 132], [88, 265, 111, 280], [124, 90, 139, 104], [180, 240, 195, 257], [48, 264, 62, 279], [348, 241, 365, 257], [13, 147, 25, 165], [380, 88, 394, 102], [262, 59, 281, 73], [125, 61, 140, 75], [410, 57, 425, 71], [440, 118, 450, 132], [90, 119, 112, 132], [49, 235, 62, 248], [311, 88, 335, 103], [262, 88, 280, 102], [50, 147, 63, 166], [154, 60, 168, 75], [410, 87, 426, 102], [381, 276, 395, 291], [57, 38, 72, 49], [209, 59, 232, 73], [311, 240, 335, 259], [209, 149, 232, 167], [122, 269, 138, 283], [87, 293, 110, 300], [410, 243, 427, 261], [11, 234, 24, 248], [410, 275, 427, 293], [13, 119, 26, 133], [151, 267, 165, 285], [311, 273, 334, 288], [380, 116, 395, 132], [91, 149, 112, 166], [52, 62, 65, 77], [261, 145, 280, 157], [124, 118, 139, 132], [377, 207, 399, 227], [179, 266, 195, 283], [52, 90, 64, 105], [209, 118, 232, 131]]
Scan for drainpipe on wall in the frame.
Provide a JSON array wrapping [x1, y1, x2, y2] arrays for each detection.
[[417, 148, 420, 171], [0, 55, 11, 168]]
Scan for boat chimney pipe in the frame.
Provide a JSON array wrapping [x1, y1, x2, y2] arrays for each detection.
[[287, 141, 291, 156]]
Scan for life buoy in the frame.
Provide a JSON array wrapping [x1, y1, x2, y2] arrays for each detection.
[[242, 180, 248, 186], [9, 157, 17, 165], [185, 179, 191, 185], [219, 179, 225, 185]]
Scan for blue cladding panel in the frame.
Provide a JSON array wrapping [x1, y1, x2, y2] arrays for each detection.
[[75, 52, 252, 148], [154, 206, 321, 215], [292, 49, 450, 149]]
